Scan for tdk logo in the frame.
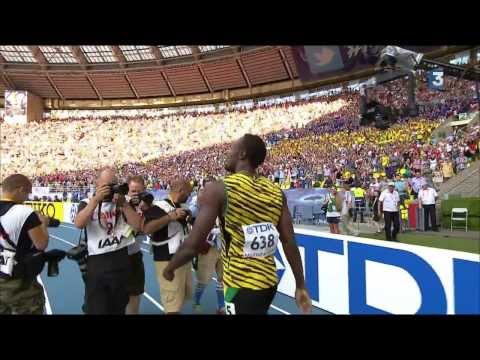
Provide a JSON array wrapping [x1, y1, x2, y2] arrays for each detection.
[[275, 232, 480, 315], [246, 223, 275, 234]]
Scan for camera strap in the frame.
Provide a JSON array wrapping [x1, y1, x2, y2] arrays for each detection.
[[0, 203, 20, 250], [0, 221, 17, 250], [78, 226, 87, 246], [96, 201, 124, 232]]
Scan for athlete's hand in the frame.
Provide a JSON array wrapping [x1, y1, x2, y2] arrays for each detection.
[[163, 268, 175, 281], [295, 287, 312, 314]]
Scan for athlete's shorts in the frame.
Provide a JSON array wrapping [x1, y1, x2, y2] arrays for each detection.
[[327, 216, 340, 224], [0, 277, 45, 315], [224, 286, 277, 315], [196, 246, 223, 284], [155, 261, 192, 313], [127, 251, 145, 296]]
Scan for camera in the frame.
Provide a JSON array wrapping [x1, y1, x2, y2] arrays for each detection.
[[130, 191, 154, 206], [178, 207, 194, 227], [47, 218, 61, 227], [377, 46, 423, 72], [43, 249, 67, 277], [66, 244, 88, 262], [104, 183, 129, 202]]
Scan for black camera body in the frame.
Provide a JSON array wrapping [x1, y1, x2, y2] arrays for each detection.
[[66, 244, 88, 262], [47, 218, 61, 227], [130, 191, 154, 206], [178, 208, 194, 227], [104, 183, 129, 202]]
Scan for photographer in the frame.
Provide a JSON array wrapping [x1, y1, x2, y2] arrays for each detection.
[[0, 174, 50, 314], [74, 167, 143, 315], [124, 175, 149, 315], [142, 179, 193, 314]]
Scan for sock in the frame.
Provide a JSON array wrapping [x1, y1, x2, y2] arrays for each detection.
[[216, 280, 225, 310], [194, 283, 207, 306]]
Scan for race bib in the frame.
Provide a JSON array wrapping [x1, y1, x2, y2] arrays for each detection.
[[225, 302, 236, 315], [0, 248, 16, 276], [242, 222, 279, 258]]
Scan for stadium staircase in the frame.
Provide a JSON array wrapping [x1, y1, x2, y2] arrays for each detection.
[[439, 159, 480, 198]]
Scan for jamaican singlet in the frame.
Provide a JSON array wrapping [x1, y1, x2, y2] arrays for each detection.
[[221, 172, 283, 290]]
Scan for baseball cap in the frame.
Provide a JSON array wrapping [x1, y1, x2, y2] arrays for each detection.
[[388, 182, 395, 186]]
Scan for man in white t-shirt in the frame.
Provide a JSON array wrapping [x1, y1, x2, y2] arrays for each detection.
[[379, 182, 400, 241], [418, 183, 439, 231]]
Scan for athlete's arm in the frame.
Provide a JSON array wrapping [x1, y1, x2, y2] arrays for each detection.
[[277, 193, 311, 314], [163, 181, 224, 280]]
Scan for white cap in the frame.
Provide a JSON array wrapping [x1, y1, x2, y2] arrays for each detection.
[[388, 182, 395, 186]]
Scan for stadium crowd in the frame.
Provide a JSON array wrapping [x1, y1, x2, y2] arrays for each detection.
[[0, 74, 478, 202]]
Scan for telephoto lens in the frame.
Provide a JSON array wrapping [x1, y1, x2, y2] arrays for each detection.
[[47, 259, 60, 277], [44, 249, 67, 277]]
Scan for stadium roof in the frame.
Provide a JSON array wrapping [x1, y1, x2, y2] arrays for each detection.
[[0, 45, 475, 101], [0, 45, 301, 100]]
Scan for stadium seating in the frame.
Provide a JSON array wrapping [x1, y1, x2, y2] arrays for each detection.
[[0, 74, 478, 198]]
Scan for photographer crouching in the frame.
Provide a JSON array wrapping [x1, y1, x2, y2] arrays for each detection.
[[142, 179, 193, 314], [0, 174, 52, 314], [74, 167, 143, 315]]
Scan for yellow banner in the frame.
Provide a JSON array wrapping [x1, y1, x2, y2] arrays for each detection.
[[25, 201, 64, 222]]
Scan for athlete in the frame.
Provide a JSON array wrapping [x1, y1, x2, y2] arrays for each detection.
[[163, 134, 311, 315]]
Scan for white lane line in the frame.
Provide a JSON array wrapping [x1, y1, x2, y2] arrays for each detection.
[[59, 224, 78, 230], [143, 292, 164, 312], [37, 276, 53, 315], [50, 234, 76, 247], [211, 276, 291, 315], [270, 304, 291, 315]]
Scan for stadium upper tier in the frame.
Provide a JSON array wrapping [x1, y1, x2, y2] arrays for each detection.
[[0, 74, 478, 188], [0, 46, 476, 104]]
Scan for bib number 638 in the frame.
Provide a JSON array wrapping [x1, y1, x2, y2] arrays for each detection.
[[242, 222, 279, 258], [251, 234, 275, 250]]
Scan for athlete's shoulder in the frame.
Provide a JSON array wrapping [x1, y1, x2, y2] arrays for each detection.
[[258, 176, 283, 193], [224, 172, 244, 182]]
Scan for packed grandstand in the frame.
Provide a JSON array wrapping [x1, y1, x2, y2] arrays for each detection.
[[1, 72, 478, 203]]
